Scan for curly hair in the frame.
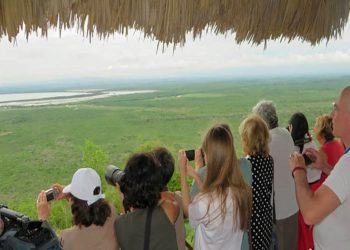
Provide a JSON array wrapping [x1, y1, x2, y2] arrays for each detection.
[[252, 100, 278, 129], [71, 195, 111, 227], [152, 147, 175, 190], [120, 152, 162, 211]]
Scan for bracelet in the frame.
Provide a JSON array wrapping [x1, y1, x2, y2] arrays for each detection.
[[292, 167, 306, 178]]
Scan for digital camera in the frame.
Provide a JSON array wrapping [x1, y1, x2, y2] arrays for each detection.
[[45, 188, 58, 202]]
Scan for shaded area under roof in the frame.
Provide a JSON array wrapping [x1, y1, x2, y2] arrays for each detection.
[[0, 0, 350, 49]]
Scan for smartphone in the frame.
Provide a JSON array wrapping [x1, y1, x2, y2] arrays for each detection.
[[185, 149, 195, 161], [45, 188, 57, 202], [302, 154, 314, 166]]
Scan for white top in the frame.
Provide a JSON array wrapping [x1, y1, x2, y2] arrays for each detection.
[[294, 141, 322, 183], [189, 190, 243, 250], [313, 153, 350, 250], [270, 127, 298, 219]]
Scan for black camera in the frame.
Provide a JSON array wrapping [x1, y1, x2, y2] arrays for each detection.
[[185, 149, 195, 161], [0, 204, 60, 250], [302, 154, 314, 166], [105, 165, 125, 186]]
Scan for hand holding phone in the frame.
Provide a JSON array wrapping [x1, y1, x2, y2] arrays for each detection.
[[45, 188, 58, 202]]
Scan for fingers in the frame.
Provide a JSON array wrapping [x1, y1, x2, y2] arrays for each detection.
[[52, 184, 67, 200], [178, 150, 188, 174], [289, 152, 306, 171], [37, 190, 48, 204], [194, 148, 204, 170], [52, 183, 64, 192], [303, 148, 318, 156], [186, 164, 195, 176]]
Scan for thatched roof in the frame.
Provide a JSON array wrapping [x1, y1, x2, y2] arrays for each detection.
[[0, 0, 349, 49]]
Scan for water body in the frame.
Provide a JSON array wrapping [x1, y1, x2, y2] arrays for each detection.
[[0, 90, 156, 107]]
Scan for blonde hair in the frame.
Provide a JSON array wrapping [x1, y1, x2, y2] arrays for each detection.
[[239, 114, 270, 156], [201, 124, 252, 230], [314, 114, 335, 142]]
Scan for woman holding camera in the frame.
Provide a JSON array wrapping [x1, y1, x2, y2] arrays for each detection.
[[36, 168, 118, 250], [287, 112, 321, 250], [115, 152, 179, 250], [179, 124, 252, 250], [288, 112, 321, 185]]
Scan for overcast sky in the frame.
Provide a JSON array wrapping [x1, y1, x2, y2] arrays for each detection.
[[0, 22, 350, 86]]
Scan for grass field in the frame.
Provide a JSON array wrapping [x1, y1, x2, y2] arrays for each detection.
[[0, 77, 349, 237]]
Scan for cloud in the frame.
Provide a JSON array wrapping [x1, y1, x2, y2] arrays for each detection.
[[0, 23, 349, 85]]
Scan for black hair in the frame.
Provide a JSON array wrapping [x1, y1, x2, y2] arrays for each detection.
[[71, 196, 111, 227], [288, 112, 311, 153], [152, 147, 175, 190], [120, 152, 162, 212]]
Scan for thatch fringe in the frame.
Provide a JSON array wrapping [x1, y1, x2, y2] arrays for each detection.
[[0, 0, 349, 48]]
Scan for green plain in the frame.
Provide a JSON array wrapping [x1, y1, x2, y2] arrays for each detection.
[[0, 78, 349, 236]]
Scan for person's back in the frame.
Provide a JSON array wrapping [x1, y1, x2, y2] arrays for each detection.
[[190, 158, 252, 197], [240, 114, 273, 250], [115, 203, 178, 250], [116, 152, 179, 250], [321, 140, 344, 168], [270, 127, 298, 219], [161, 191, 186, 250], [312, 153, 350, 249], [189, 189, 243, 250], [190, 157, 252, 250], [60, 205, 118, 250], [152, 147, 186, 250]]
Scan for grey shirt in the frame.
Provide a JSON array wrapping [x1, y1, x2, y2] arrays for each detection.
[[115, 205, 178, 250]]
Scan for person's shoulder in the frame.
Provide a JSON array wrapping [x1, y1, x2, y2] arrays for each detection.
[[336, 153, 350, 168], [304, 140, 317, 150], [239, 157, 252, 170], [270, 127, 294, 147], [107, 202, 117, 218], [239, 157, 250, 166], [197, 166, 207, 177], [161, 199, 180, 224], [59, 226, 78, 244]]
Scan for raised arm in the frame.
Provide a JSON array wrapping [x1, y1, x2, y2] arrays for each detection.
[[289, 152, 341, 225], [178, 150, 191, 217]]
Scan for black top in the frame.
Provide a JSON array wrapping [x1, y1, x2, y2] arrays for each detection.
[[247, 154, 273, 250]]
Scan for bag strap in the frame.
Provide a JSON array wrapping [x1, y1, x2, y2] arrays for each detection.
[[143, 207, 153, 250]]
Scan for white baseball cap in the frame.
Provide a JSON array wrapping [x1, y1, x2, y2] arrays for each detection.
[[63, 168, 105, 206]]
